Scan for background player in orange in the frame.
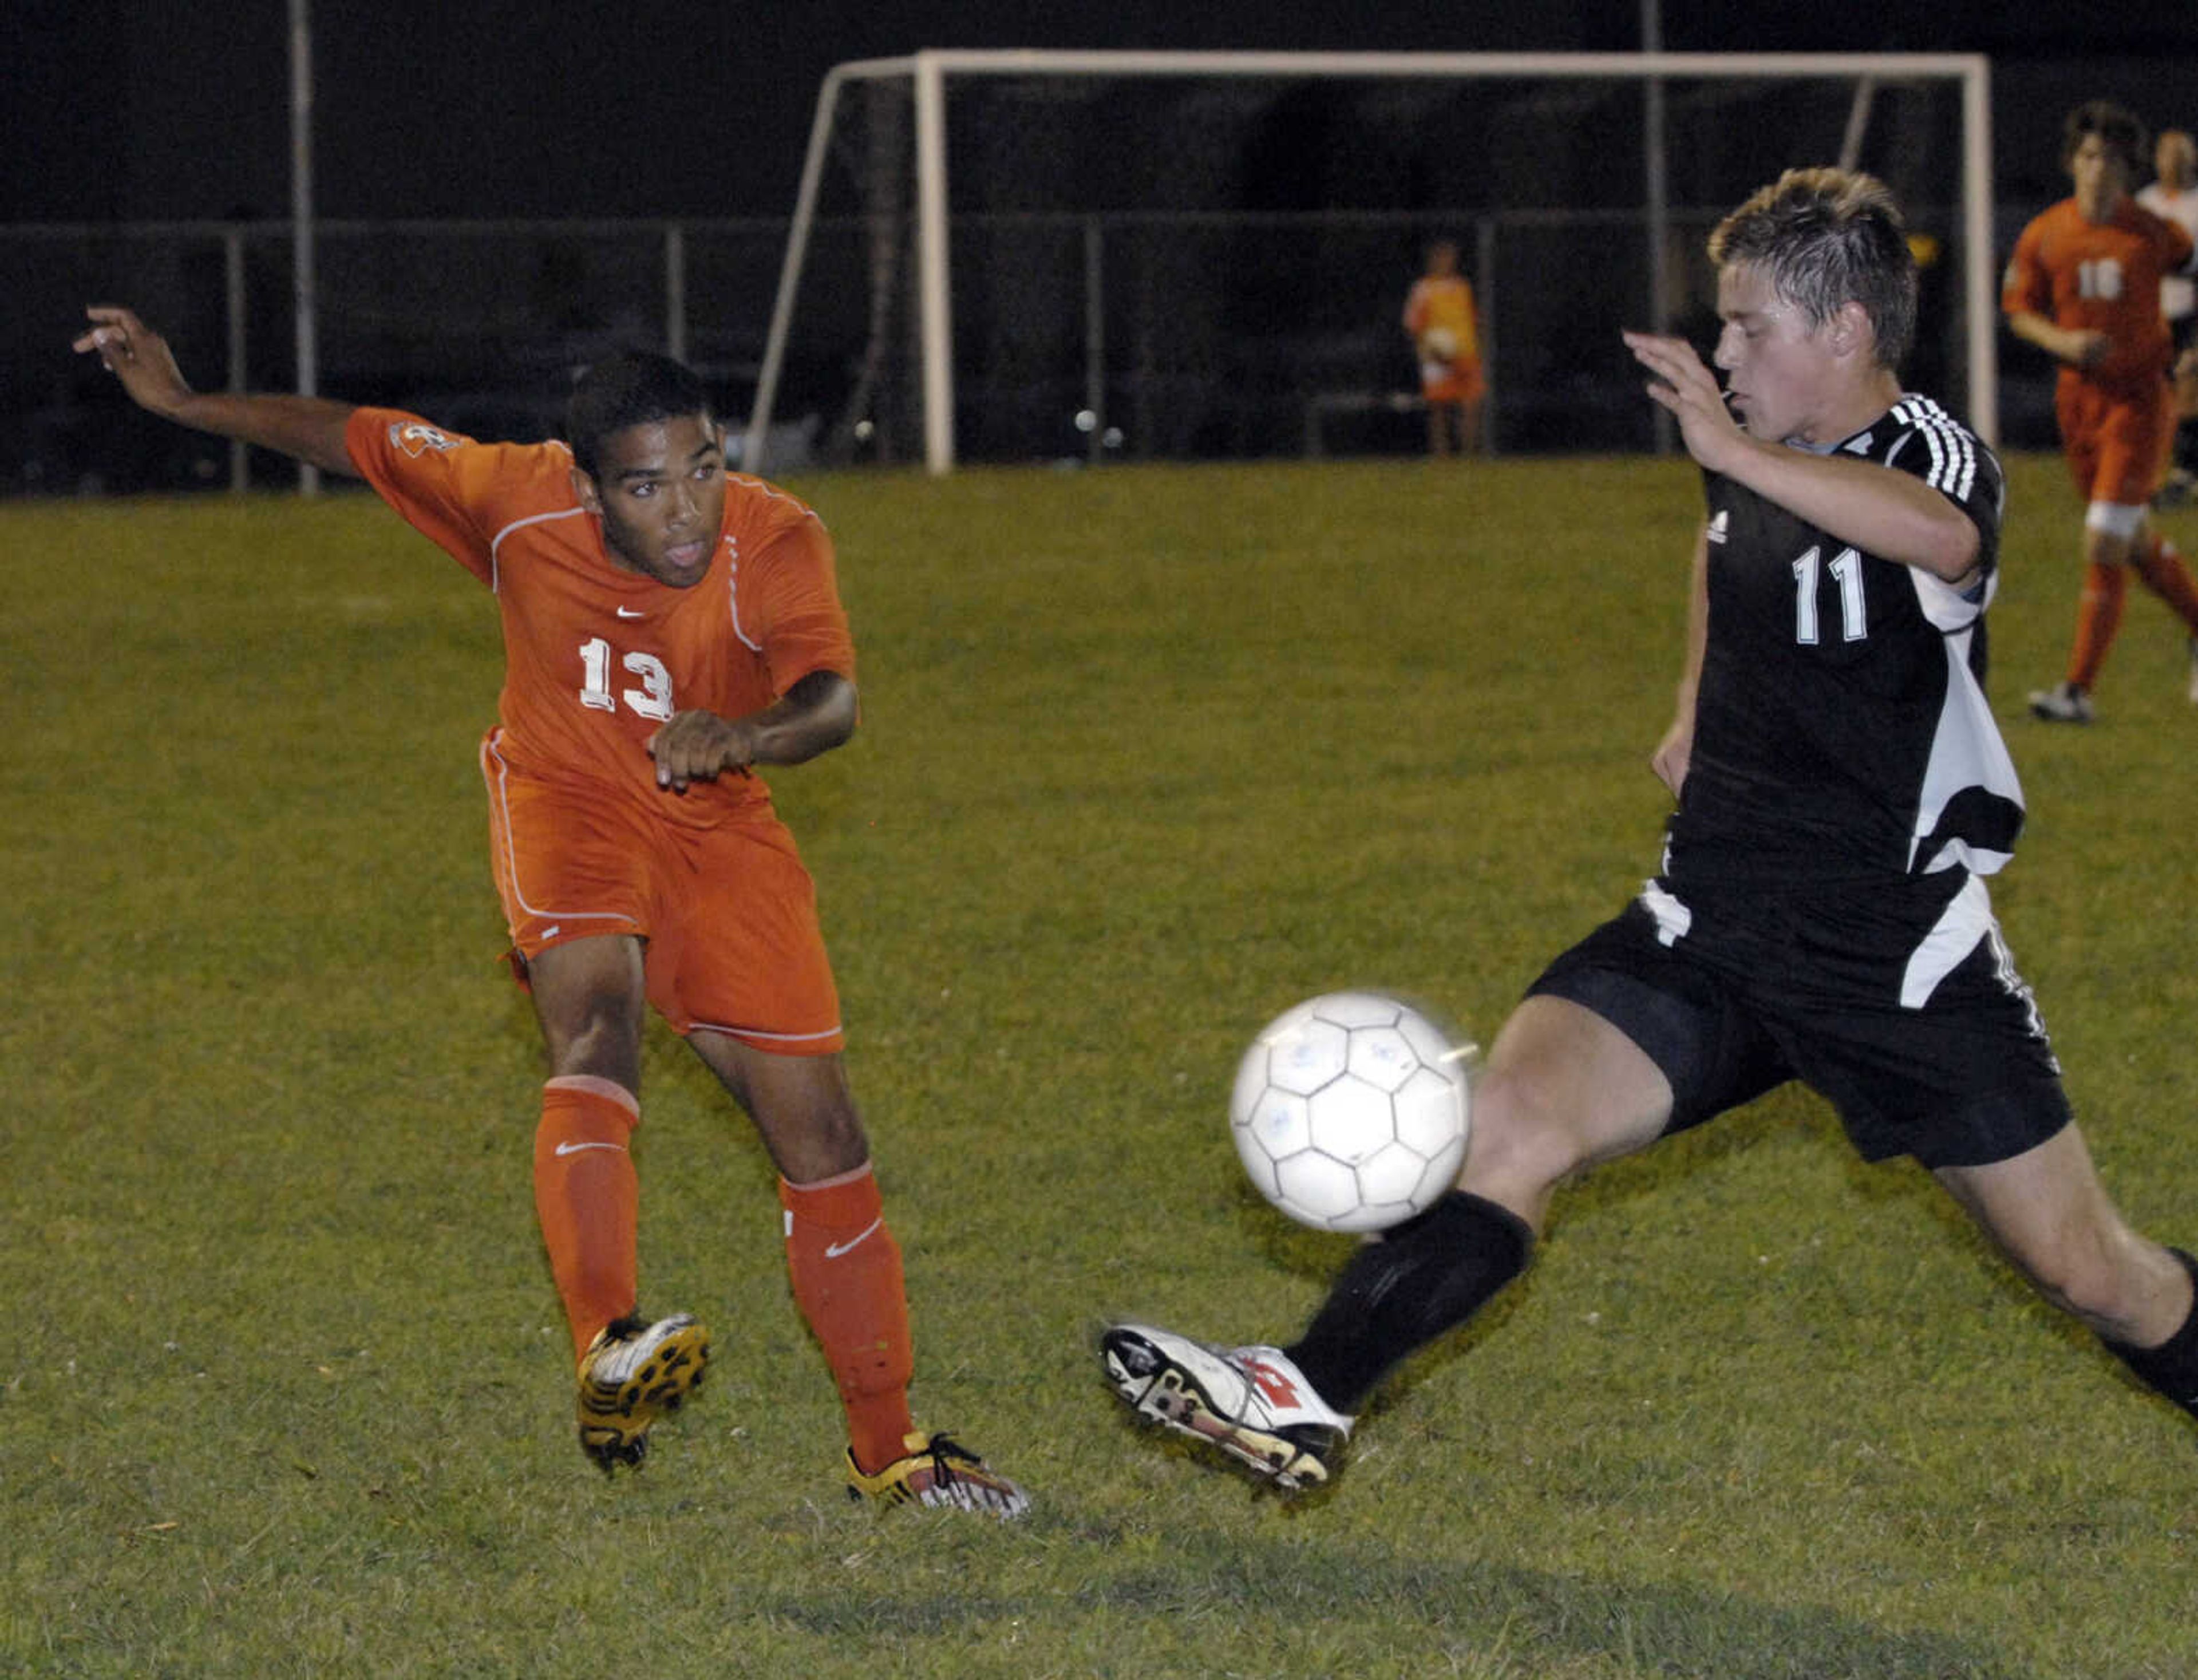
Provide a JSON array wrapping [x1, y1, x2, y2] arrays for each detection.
[[2137, 127, 2198, 504], [2003, 100, 2198, 722], [73, 304, 1027, 1515], [1402, 238, 1488, 457]]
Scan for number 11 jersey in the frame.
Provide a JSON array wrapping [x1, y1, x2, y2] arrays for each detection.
[[1667, 397, 2021, 894]]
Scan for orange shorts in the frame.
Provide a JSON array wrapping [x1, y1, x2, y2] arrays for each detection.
[[2056, 375, 2175, 505], [1422, 356, 1486, 406], [480, 735, 843, 1053]]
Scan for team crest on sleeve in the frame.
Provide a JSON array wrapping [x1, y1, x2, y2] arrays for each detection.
[[389, 421, 464, 456]]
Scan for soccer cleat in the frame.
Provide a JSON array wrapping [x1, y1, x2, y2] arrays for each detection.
[[2027, 681, 2094, 724], [845, 1430, 1030, 1517], [1101, 1322, 1352, 1492], [575, 1311, 710, 1471]]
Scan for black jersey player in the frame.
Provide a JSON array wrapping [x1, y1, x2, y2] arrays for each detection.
[[1101, 169, 2198, 1493]]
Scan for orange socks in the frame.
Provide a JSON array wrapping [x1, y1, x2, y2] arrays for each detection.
[[2065, 560, 2129, 691], [2134, 532, 2198, 632], [533, 1076, 640, 1365], [533, 1089, 915, 1469], [780, 1164, 915, 1473]]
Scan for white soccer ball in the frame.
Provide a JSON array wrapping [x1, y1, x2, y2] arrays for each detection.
[[1420, 326, 1458, 362], [1230, 991, 1473, 1233]]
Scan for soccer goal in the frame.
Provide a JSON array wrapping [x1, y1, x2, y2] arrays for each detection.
[[744, 49, 1994, 475]]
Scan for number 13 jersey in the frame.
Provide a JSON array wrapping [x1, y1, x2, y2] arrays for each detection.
[[345, 409, 855, 828], [1667, 397, 2021, 893]]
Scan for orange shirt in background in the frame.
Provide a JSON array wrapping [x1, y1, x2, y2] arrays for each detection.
[[2002, 197, 2195, 393]]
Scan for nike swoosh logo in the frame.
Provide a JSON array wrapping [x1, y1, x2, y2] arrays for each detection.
[[616, 606, 645, 619], [554, 1140, 626, 1156], [824, 1217, 883, 1259]]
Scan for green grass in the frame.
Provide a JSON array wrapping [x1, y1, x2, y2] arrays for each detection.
[[4, 453, 2196, 1678]]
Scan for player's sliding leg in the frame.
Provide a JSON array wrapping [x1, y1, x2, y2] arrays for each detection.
[[536, 1077, 714, 1470], [1101, 1326, 1354, 1492], [1102, 1191, 1532, 1492], [691, 1032, 1028, 1515], [1106, 995, 1671, 1491], [1934, 1125, 2198, 1421], [2102, 1250, 2198, 1416]]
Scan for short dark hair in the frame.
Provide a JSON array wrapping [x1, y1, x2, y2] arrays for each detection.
[[566, 351, 711, 480], [2062, 100, 2146, 178], [1709, 167, 1917, 373]]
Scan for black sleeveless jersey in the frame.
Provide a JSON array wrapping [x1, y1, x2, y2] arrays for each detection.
[[1664, 397, 2023, 893]]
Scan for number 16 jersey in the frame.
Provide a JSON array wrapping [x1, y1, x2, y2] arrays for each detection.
[[1667, 397, 2021, 894]]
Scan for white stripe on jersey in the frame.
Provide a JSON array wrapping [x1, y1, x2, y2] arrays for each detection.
[[1639, 879, 1693, 948], [489, 505, 589, 596], [1888, 397, 1977, 503], [1900, 869, 1992, 1007], [1905, 614, 2025, 877]]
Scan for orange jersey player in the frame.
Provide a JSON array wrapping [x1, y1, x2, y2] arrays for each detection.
[[349, 409, 854, 833], [1402, 239, 1487, 456], [2003, 100, 2198, 722], [74, 306, 1027, 1516]]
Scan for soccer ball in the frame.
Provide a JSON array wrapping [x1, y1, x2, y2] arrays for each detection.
[[1230, 991, 1473, 1233], [1420, 326, 1459, 362]]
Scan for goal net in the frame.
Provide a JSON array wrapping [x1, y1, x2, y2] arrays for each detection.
[[744, 50, 1993, 475]]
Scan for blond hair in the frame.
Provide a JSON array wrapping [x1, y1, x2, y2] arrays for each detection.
[[1709, 168, 1917, 372]]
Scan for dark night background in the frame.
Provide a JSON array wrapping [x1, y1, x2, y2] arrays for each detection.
[[9, 2, 2196, 481], [15, 2, 2197, 225]]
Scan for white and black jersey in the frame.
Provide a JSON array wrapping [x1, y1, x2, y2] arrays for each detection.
[[1531, 398, 2068, 1169], [1664, 397, 2020, 896]]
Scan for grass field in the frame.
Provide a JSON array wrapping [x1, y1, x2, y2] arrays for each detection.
[[4, 453, 2196, 1678]]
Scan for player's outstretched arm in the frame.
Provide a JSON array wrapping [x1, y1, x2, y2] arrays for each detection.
[[73, 305, 359, 477], [646, 670, 859, 793], [1622, 327, 1979, 584]]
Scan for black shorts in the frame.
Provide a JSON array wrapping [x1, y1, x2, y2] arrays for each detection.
[[1525, 873, 2070, 1169]]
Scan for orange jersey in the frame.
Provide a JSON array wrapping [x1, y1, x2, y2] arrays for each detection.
[[2002, 197, 2195, 390], [1403, 275, 1480, 361], [345, 409, 854, 828]]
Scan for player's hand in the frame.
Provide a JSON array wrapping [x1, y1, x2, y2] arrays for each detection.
[[646, 709, 756, 792], [2065, 329, 2112, 370], [1650, 715, 1692, 798], [73, 306, 195, 416], [1622, 329, 1744, 471]]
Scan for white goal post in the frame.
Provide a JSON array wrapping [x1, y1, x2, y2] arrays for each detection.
[[745, 48, 1994, 476]]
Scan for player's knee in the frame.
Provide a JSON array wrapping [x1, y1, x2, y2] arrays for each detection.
[[1467, 1062, 1600, 1192], [2011, 1226, 2140, 1329], [2083, 500, 2146, 548]]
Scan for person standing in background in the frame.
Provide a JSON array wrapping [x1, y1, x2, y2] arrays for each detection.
[[1404, 239, 1488, 457], [2136, 128, 2198, 505]]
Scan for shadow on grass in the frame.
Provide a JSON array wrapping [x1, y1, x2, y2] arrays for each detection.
[[760, 1526, 2018, 1679]]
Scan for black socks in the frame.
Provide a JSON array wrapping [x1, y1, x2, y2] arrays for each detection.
[[2103, 1247, 2198, 1418], [1284, 1190, 1535, 1413]]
